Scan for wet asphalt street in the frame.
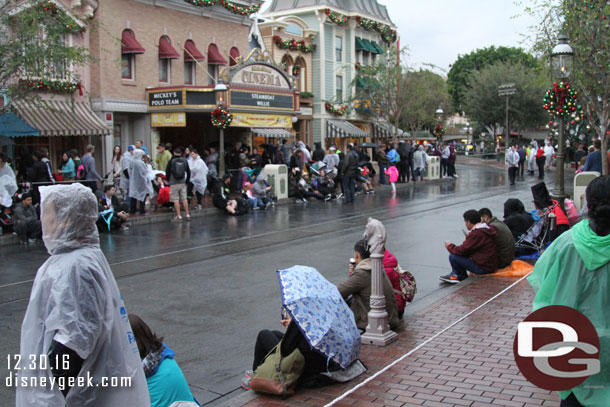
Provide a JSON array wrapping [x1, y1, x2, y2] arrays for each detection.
[[0, 163, 569, 406]]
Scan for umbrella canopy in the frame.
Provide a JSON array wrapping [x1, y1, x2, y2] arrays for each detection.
[[359, 142, 378, 148], [277, 265, 360, 369]]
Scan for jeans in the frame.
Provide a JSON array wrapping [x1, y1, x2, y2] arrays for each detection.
[[378, 162, 387, 184], [342, 175, 355, 203], [253, 330, 283, 371], [508, 166, 518, 184], [414, 168, 425, 180], [441, 158, 449, 176], [536, 156, 546, 179], [449, 254, 486, 279]]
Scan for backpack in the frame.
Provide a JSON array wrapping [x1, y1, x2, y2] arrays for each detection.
[[76, 163, 87, 180], [250, 339, 305, 398], [171, 158, 187, 180], [393, 264, 417, 303]]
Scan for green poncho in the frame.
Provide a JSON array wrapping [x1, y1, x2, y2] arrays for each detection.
[[528, 220, 610, 407]]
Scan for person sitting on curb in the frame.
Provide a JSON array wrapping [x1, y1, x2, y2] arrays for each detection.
[[503, 198, 534, 241], [13, 192, 42, 245], [382, 249, 406, 318], [479, 208, 515, 269], [439, 210, 498, 284], [97, 185, 130, 232], [337, 240, 400, 332], [128, 315, 198, 407], [251, 174, 273, 209]]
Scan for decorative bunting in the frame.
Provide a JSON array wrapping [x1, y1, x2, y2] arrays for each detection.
[[22, 78, 80, 94], [325, 9, 350, 25], [273, 36, 316, 53], [184, 0, 260, 15], [355, 16, 396, 44]]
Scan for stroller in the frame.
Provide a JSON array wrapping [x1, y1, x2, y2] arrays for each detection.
[[514, 202, 557, 255]]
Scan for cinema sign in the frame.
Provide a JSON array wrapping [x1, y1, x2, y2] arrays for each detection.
[[231, 64, 290, 89]]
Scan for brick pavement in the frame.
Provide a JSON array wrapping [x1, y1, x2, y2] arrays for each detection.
[[238, 275, 560, 407]]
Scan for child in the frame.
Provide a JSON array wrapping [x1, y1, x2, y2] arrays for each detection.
[[243, 182, 258, 209], [384, 164, 399, 194]]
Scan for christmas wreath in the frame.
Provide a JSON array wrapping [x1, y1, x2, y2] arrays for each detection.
[[325, 9, 349, 25], [542, 81, 582, 117], [325, 102, 348, 116], [272, 36, 316, 53], [292, 64, 301, 76], [433, 123, 445, 138], [211, 105, 233, 128], [184, 0, 260, 15]]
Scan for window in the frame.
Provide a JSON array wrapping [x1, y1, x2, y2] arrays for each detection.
[[335, 36, 343, 62], [362, 52, 369, 66], [208, 64, 217, 85], [336, 75, 343, 102], [159, 59, 170, 83], [122, 54, 134, 80], [285, 23, 303, 36], [184, 61, 195, 85]]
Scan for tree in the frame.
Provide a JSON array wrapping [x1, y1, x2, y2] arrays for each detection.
[[0, 0, 91, 113], [400, 69, 450, 134], [519, 0, 610, 175], [462, 61, 548, 139], [351, 46, 409, 140], [447, 46, 539, 113]]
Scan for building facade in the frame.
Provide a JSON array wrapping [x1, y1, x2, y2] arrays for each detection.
[[263, 0, 397, 150]]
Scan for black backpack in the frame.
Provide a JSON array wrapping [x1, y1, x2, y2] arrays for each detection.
[[172, 158, 187, 180]]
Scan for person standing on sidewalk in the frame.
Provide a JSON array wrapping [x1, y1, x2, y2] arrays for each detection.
[[340, 144, 358, 205], [507, 145, 520, 185], [439, 210, 498, 283], [528, 176, 610, 407], [166, 147, 191, 222], [535, 144, 546, 179], [517, 144, 527, 176], [82, 144, 102, 193]]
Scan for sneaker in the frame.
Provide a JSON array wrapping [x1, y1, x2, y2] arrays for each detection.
[[265, 201, 272, 209], [295, 199, 305, 204], [172, 216, 183, 222], [324, 194, 332, 201], [240, 374, 251, 391], [439, 273, 464, 284], [336, 193, 343, 199], [301, 198, 308, 203], [195, 204, 202, 210], [28, 238, 37, 245], [120, 223, 131, 230]]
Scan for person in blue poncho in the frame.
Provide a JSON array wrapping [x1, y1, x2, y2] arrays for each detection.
[[528, 176, 610, 407], [129, 314, 198, 407]]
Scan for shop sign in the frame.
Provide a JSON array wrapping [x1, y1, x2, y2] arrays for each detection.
[[148, 91, 183, 107], [151, 112, 186, 127], [230, 64, 290, 90], [231, 113, 292, 128], [231, 91, 293, 110]]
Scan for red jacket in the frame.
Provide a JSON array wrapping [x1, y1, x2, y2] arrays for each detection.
[[447, 224, 498, 273], [550, 199, 569, 226], [383, 249, 406, 314]]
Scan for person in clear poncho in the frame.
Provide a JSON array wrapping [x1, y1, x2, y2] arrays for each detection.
[[17, 183, 150, 407], [0, 153, 18, 207], [119, 145, 134, 196], [129, 149, 154, 215], [188, 150, 208, 210], [528, 176, 610, 407]]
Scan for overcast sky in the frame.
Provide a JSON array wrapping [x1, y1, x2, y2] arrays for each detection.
[[384, 0, 540, 74]]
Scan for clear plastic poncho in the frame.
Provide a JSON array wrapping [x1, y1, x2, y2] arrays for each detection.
[[189, 155, 209, 195], [129, 149, 154, 202], [0, 162, 17, 207], [119, 151, 133, 192], [17, 183, 150, 407]]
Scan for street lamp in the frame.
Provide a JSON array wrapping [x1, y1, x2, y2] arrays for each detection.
[[435, 106, 444, 122], [551, 34, 574, 202], [434, 106, 444, 142], [214, 83, 229, 175]]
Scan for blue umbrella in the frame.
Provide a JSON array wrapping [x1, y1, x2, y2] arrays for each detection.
[[277, 265, 361, 369]]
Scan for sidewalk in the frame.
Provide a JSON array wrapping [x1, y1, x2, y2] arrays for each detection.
[[230, 275, 560, 407]]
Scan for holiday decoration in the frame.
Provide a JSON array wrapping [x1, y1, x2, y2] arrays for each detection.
[[211, 105, 233, 128], [38, 1, 85, 33], [184, 0, 260, 15], [355, 16, 396, 44], [433, 123, 445, 138], [292, 64, 301, 77], [355, 62, 361, 71], [325, 9, 349, 25], [272, 36, 316, 53], [542, 81, 582, 117], [23, 78, 79, 94], [325, 101, 348, 116]]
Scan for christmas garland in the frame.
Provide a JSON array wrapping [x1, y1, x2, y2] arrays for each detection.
[[325, 9, 349, 25], [272, 36, 316, 53], [23, 78, 80, 94], [325, 102, 348, 116], [38, 1, 85, 34], [355, 16, 396, 44], [542, 81, 582, 117], [433, 123, 445, 138], [184, 0, 260, 15], [292, 64, 301, 76], [211, 105, 233, 128]]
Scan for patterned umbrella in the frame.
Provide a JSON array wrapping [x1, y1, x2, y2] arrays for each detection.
[[277, 265, 361, 369]]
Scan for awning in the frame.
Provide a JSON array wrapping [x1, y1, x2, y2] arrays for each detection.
[[373, 121, 389, 138], [371, 41, 384, 54], [12, 100, 111, 137], [251, 128, 293, 138], [361, 38, 377, 53], [184, 39, 205, 62], [356, 77, 368, 89], [159, 36, 179, 59], [355, 37, 366, 52], [121, 30, 145, 54], [327, 120, 368, 139], [208, 44, 227, 65], [0, 113, 40, 137]]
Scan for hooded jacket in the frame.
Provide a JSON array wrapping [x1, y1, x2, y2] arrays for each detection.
[[487, 217, 515, 268], [503, 198, 534, 240], [252, 174, 268, 198], [382, 250, 406, 315], [447, 223, 498, 273], [528, 220, 610, 407]]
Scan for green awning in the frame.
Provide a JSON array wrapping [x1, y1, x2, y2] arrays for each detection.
[[361, 38, 377, 53], [371, 41, 384, 54], [356, 77, 368, 89], [355, 37, 366, 52], [0, 113, 39, 137]]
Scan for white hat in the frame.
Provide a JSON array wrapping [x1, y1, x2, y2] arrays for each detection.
[[329, 146, 336, 151]]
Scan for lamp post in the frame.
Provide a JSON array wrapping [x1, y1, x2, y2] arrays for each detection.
[[214, 83, 228, 175], [435, 106, 444, 143], [551, 34, 574, 202]]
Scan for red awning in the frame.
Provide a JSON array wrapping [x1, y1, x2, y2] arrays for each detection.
[[121, 30, 145, 54], [229, 47, 240, 66], [184, 39, 205, 62], [159, 36, 179, 59], [207, 44, 227, 65]]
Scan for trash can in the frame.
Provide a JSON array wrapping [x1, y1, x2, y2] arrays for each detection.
[[424, 156, 440, 180], [573, 171, 600, 210], [263, 164, 288, 200]]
